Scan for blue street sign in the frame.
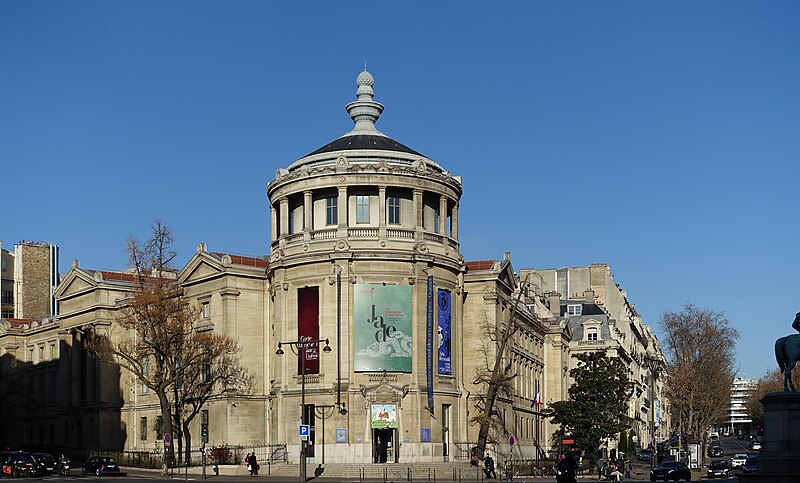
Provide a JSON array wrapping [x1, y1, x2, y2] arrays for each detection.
[[299, 424, 310, 438]]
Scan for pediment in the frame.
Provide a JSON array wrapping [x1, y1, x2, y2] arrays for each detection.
[[184, 261, 220, 281], [359, 373, 410, 409], [55, 268, 97, 298], [178, 251, 224, 284]]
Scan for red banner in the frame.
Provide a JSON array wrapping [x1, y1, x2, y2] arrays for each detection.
[[298, 287, 320, 374]]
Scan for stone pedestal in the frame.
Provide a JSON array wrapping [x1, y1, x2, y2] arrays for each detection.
[[740, 392, 800, 483]]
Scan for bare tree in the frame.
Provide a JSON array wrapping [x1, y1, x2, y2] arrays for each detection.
[[87, 221, 189, 473], [659, 305, 739, 439], [472, 274, 531, 457], [174, 331, 253, 465]]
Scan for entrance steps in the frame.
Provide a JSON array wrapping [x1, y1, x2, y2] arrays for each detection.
[[262, 461, 480, 480]]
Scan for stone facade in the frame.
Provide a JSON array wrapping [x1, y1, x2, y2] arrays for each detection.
[[0, 71, 666, 467], [522, 265, 669, 451]]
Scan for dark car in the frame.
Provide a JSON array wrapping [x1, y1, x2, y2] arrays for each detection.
[[33, 453, 56, 476], [742, 455, 758, 474], [82, 456, 120, 476], [708, 445, 724, 457], [0, 451, 38, 478], [638, 448, 653, 461], [707, 459, 731, 479], [650, 461, 691, 481]]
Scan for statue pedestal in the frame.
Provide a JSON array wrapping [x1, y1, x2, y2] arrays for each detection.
[[741, 392, 800, 483]]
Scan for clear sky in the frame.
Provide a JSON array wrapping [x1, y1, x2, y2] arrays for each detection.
[[2, 1, 798, 379]]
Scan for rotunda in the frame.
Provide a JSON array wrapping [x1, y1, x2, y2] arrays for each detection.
[[267, 70, 465, 464]]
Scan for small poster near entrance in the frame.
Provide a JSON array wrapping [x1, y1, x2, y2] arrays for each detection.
[[370, 404, 398, 428], [336, 428, 347, 443], [421, 428, 431, 442]]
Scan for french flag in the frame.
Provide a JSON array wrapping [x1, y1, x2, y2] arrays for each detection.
[[531, 392, 541, 410]]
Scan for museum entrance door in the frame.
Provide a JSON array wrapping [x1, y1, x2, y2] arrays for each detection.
[[373, 428, 396, 463]]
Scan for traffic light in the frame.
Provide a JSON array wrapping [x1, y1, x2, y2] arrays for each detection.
[[201, 423, 208, 444]]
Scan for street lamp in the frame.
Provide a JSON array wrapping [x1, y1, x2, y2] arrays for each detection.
[[276, 338, 331, 482], [644, 355, 663, 471]]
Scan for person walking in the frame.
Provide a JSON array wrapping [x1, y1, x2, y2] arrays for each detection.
[[483, 453, 497, 479], [245, 453, 252, 475], [596, 458, 604, 481], [248, 452, 259, 476]]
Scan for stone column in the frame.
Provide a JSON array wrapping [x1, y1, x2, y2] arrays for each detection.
[[378, 186, 387, 239], [337, 187, 347, 237], [451, 203, 459, 240], [270, 205, 278, 244], [279, 198, 289, 237], [413, 190, 423, 229], [438, 195, 447, 235], [303, 191, 313, 241]]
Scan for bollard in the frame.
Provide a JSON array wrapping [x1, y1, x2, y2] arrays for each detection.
[[453, 468, 456, 481], [433, 467, 436, 483], [384, 467, 387, 483], [408, 466, 412, 482]]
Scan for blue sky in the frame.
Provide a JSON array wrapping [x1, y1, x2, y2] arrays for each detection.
[[2, 1, 798, 379]]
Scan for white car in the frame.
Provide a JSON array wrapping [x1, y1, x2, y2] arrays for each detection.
[[751, 441, 763, 451], [731, 453, 748, 468]]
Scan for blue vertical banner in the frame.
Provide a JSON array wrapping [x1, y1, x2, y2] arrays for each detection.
[[426, 275, 434, 412], [437, 289, 452, 375]]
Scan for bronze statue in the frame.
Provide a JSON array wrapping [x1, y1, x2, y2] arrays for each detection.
[[775, 313, 800, 391]]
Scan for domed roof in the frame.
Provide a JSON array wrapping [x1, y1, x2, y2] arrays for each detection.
[[295, 68, 428, 163]]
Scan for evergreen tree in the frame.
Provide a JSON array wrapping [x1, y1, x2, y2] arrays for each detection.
[[543, 350, 631, 455]]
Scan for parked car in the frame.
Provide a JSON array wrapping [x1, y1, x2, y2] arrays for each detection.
[[650, 461, 691, 481], [638, 448, 653, 461], [82, 456, 120, 476], [750, 441, 762, 451], [742, 455, 758, 474], [708, 445, 724, 457], [33, 453, 56, 476], [707, 459, 731, 479], [731, 453, 749, 468], [0, 451, 38, 478]]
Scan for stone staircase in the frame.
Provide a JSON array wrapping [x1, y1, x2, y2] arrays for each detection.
[[262, 461, 481, 480]]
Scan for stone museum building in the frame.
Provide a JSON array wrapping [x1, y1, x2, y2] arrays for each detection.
[[0, 71, 665, 465]]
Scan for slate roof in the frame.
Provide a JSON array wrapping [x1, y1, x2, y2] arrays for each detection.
[[304, 134, 423, 158]]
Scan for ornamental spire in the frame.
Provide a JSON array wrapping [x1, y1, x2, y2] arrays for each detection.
[[343, 68, 386, 137]]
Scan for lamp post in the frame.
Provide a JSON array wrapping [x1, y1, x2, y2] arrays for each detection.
[[644, 355, 662, 471], [276, 338, 331, 482]]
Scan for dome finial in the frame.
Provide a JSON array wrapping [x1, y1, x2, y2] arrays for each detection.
[[344, 68, 385, 137]]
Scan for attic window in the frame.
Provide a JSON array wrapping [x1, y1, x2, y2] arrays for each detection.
[[567, 304, 582, 316], [203, 302, 210, 319]]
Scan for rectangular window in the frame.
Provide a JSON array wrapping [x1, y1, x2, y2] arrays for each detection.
[[326, 197, 338, 225], [156, 416, 164, 441], [356, 195, 370, 224], [50, 343, 56, 358], [1, 309, 12, 318], [567, 304, 582, 316], [587, 330, 598, 341], [140, 417, 148, 441], [39, 346, 44, 361], [433, 208, 440, 233], [388, 196, 401, 224], [141, 357, 149, 394], [1, 290, 12, 304], [203, 302, 210, 319]]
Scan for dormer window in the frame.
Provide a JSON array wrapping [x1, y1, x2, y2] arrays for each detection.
[[582, 318, 602, 342], [567, 304, 582, 316]]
